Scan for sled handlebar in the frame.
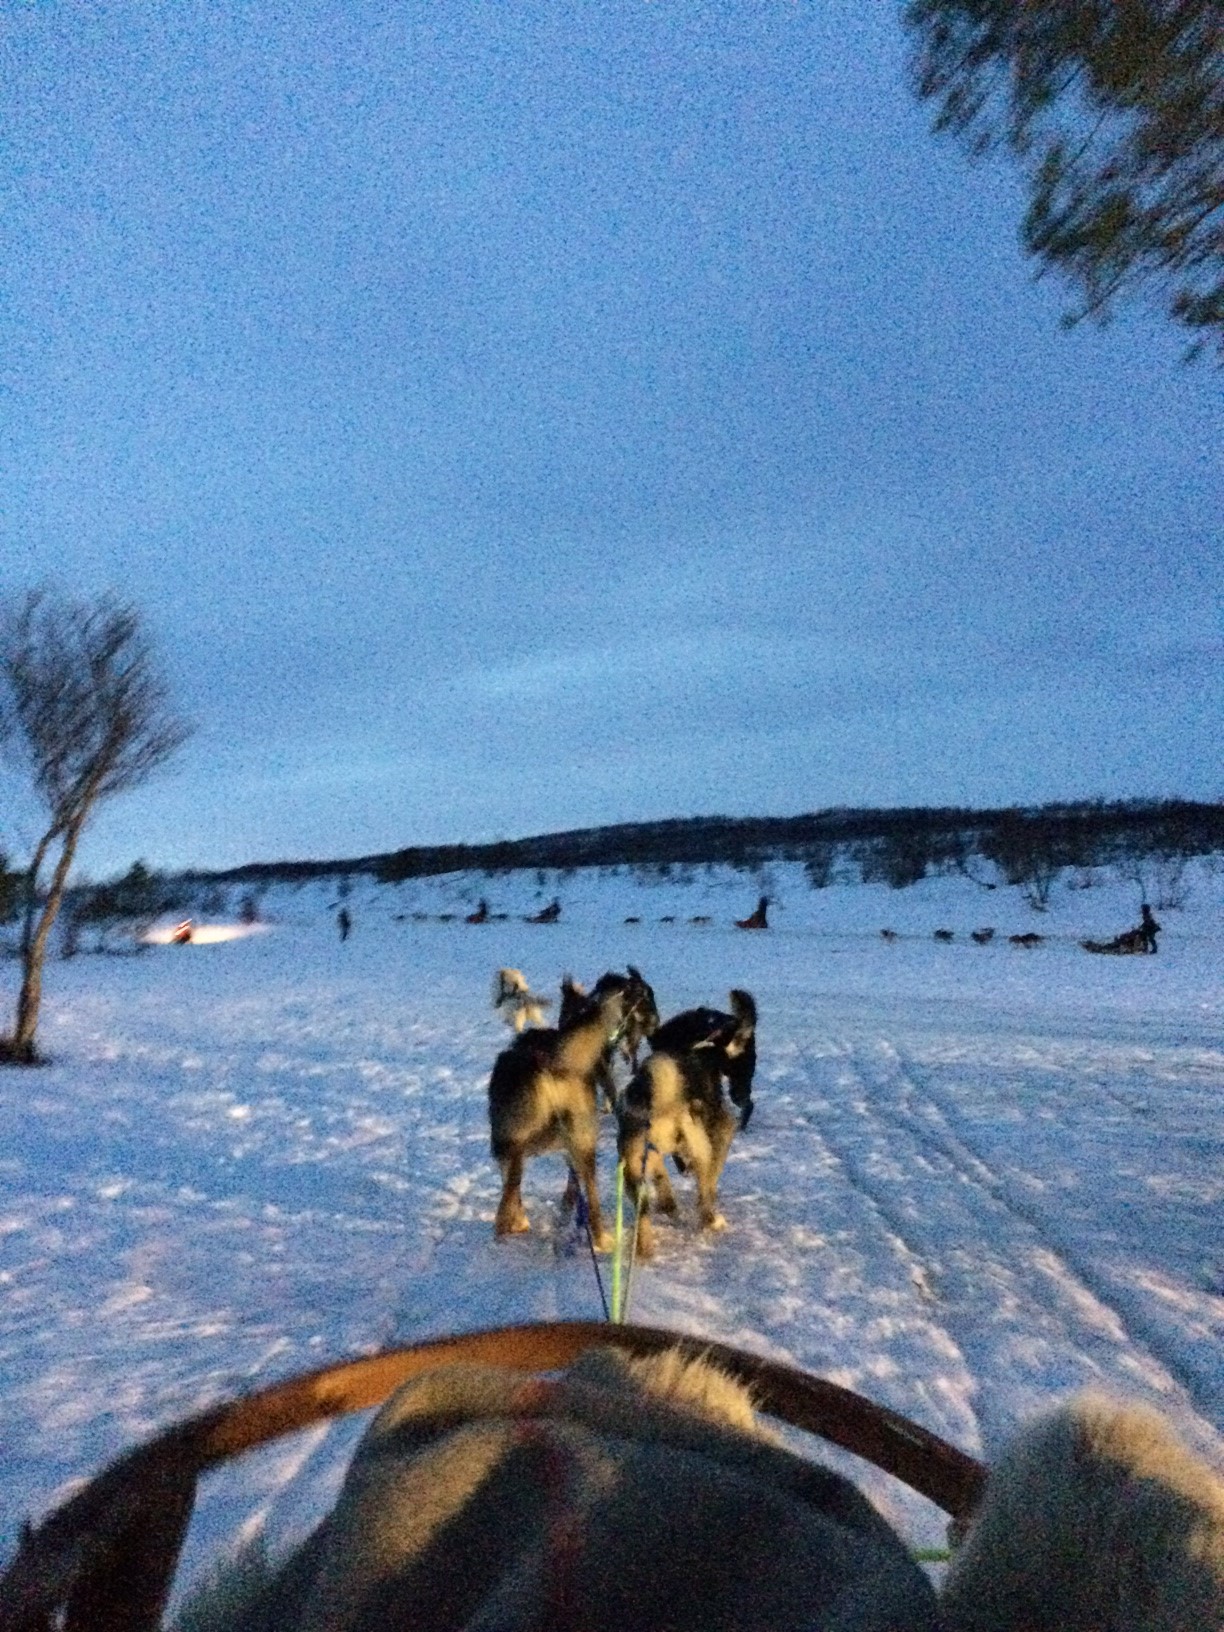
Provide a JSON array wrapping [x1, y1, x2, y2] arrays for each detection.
[[0, 1319, 987, 1632]]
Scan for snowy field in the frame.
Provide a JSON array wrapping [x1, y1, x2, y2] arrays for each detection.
[[2, 858, 1222, 1598]]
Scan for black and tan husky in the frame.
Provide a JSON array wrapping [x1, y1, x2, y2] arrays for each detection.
[[647, 989, 757, 1130], [488, 983, 628, 1247], [617, 989, 756, 1257], [558, 966, 660, 1109]]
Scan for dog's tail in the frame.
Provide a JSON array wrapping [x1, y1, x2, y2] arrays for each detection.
[[728, 989, 756, 1039], [725, 990, 757, 1130]]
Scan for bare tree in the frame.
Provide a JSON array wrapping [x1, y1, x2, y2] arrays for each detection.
[[0, 590, 192, 1062], [979, 810, 1063, 911]]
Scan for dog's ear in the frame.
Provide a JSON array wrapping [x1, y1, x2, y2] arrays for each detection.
[[627, 965, 642, 981]]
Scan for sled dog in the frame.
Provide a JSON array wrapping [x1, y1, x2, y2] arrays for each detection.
[[617, 990, 756, 1257], [648, 988, 758, 1130], [558, 966, 660, 1108], [488, 983, 628, 1246], [492, 967, 552, 1033]]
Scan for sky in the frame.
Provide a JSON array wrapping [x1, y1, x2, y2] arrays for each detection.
[[2, 0, 1221, 879]]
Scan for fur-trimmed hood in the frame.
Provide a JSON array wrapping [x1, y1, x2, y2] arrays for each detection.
[[178, 1346, 937, 1632], [942, 1392, 1224, 1632], [177, 1356, 1224, 1632]]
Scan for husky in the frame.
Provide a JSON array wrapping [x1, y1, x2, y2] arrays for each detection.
[[488, 983, 628, 1246], [617, 990, 756, 1257], [648, 989, 757, 1130], [558, 967, 660, 1110], [491, 967, 552, 1033]]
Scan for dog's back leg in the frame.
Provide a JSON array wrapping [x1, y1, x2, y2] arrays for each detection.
[[685, 1118, 729, 1233], [710, 1108, 738, 1197], [595, 1054, 618, 1113], [619, 1128, 657, 1258], [646, 1145, 678, 1214], [559, 1165, 580, 1216], [727, 1066, 754, 1131], [494, 1151, 530, 1236], [564, 1135, 610, 1252]]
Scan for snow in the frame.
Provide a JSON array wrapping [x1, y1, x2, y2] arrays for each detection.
[[2, 858, 1222, 1602]]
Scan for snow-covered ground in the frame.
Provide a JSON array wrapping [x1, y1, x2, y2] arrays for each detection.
[[2, 858, 1222, 1601]]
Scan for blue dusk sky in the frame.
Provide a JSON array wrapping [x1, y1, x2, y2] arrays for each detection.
[[2, 1, 1220, 878]]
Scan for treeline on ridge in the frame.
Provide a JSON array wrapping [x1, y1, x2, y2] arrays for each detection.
[[193, 799, 1223, 891]]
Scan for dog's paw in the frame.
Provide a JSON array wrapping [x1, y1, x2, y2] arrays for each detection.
[[495, 1216, 532, 1238], [704, 1212, 728, 1233], [592, 1229, 615, 1253]]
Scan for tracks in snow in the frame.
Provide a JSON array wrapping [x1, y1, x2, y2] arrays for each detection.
[[792, 1035, 1224, 1457]]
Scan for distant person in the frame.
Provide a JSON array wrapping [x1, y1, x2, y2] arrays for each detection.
[[735, 895, 769, 930], [338, 906, 352, 942], [1140, 902, 1161, 954]]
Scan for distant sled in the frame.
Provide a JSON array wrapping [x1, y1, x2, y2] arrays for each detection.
[[1082, 904, 1161, 956]]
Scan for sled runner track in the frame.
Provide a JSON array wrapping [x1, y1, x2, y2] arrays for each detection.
[[842, 1044, 1224, 1442], [870, 1040, 1224, 1432], [784, 1067, 944, 1309], [796, 1039, 1219, 1451]]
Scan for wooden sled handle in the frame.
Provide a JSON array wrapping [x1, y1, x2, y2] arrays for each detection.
[[0, 1319, 986, 1632]]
